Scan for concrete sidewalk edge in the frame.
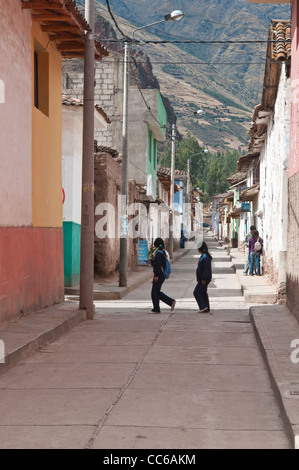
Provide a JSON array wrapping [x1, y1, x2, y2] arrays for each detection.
[[250, 305, 299, 449], [216, 238, 278, 304], [0, 306, 84, 377]]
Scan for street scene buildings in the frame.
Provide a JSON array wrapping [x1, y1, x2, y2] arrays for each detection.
[[0, 0, 299, 450]]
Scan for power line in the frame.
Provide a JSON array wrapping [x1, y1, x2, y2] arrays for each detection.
[[100, 38, 291, 46], [78, 2, 290, 48], [104, 0, 131, 40]]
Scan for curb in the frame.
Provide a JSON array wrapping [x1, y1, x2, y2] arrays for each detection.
[[249, 305, 299, 449], [215, 238, 278, 304], [0, 306, 84, 377]]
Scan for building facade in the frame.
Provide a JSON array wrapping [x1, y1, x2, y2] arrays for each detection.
[[0, 0, 107, 324]]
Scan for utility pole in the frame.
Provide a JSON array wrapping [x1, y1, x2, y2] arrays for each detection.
[[80, 0, 95, 319], [119, 41, 129, 287], [187, 158, 190, 236], [169, 123, 176, 259]]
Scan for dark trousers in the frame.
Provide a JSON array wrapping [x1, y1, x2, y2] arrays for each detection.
[[151, 276, 174, 312], [193, 282, 210, 311]]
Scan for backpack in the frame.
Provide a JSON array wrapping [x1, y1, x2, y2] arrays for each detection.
[[254, 239, 262, 252], [157, 249, 172, 279]]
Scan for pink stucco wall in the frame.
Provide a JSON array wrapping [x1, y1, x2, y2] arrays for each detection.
[[290, 0, 299, 177], [0, 0, 32, 226]]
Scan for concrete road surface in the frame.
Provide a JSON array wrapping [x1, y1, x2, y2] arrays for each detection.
[[0, 236, 291, 449]]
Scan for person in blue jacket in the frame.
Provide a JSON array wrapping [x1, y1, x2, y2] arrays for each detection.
[[193, 241, 213, 313], [150, 238, 176, 314]]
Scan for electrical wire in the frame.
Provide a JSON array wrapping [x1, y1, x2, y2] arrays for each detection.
[[129, 56, 164, 129], [78, 1, 291, 48], [105, 0, 131, 40]]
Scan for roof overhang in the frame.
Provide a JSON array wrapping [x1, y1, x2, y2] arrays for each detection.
[[237, 152, 260, 172], [62, 94, 110, 130], [22, 0, 109, 60], [239, 183, 260, 202], [228, 206, 242, 219], [147, 121, 166, 142]]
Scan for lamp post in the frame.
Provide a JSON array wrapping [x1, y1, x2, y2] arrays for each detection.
[[119, 9, 184, 286]]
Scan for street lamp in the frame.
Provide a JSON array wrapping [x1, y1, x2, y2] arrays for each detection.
[[119, 10, 184, 286], [132, 10, 184, 40]]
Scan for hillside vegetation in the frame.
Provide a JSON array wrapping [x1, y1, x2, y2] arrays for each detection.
[[92, 0, 290, 151]]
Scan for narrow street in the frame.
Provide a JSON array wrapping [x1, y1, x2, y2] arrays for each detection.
[[0, 236, 291, 449]]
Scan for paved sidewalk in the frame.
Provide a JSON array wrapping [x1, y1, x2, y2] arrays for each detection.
[[250, 305, 299, 449], [218, 238, 299, 447], [219, 240, 278, 304]]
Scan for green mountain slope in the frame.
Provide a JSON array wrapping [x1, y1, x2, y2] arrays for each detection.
[[91, 0, 290, 151]]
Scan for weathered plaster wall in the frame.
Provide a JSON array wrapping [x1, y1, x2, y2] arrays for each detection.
[[290, 0, 299, 177], [0, 0, 32, 226], [0, 3, 64, 324], [260, 65, 290, 289], [287, 0, 299, 319]]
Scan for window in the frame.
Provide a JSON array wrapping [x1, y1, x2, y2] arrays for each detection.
[[148, 130, 153, 162], [154, 139, 157, 169], [34, 41, 49, 116]]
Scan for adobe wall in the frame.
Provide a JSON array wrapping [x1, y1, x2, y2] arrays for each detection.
[[94, 153, 141, 278]]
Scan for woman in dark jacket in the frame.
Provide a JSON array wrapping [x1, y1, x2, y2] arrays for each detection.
[[249, 229, 263, 276], [150, 238, 176, 314], [193, 242, 213, 313]]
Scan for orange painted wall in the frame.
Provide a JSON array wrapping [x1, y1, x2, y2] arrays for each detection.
[[31, 22, 63, 228], [0, 227, 64, 324]]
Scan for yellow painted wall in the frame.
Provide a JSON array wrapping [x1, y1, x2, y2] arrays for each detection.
[[31, 22, 62, 228]]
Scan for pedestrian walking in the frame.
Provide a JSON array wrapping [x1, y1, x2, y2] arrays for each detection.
[[150, 238, 176, 314], [249, 230, 263, 276], [243, 225, 256, 275], [193, 241, 213, 313]]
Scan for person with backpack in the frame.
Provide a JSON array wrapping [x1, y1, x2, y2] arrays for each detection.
[[150, 238, 176, 314], [249, 229, 263, 276], [193, 242, 213, 313]]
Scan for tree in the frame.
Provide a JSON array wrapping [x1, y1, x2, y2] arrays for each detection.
[[158, 132, 241, 202]]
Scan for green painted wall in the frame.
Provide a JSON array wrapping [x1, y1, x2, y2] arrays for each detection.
[[63, 221, 81, 286]]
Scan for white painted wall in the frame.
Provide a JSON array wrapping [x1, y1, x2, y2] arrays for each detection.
[[0, 0, 32, 226], [62, 104, 109, 225], [260, 63, 290, 283], [62, 107, 83, 225]]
